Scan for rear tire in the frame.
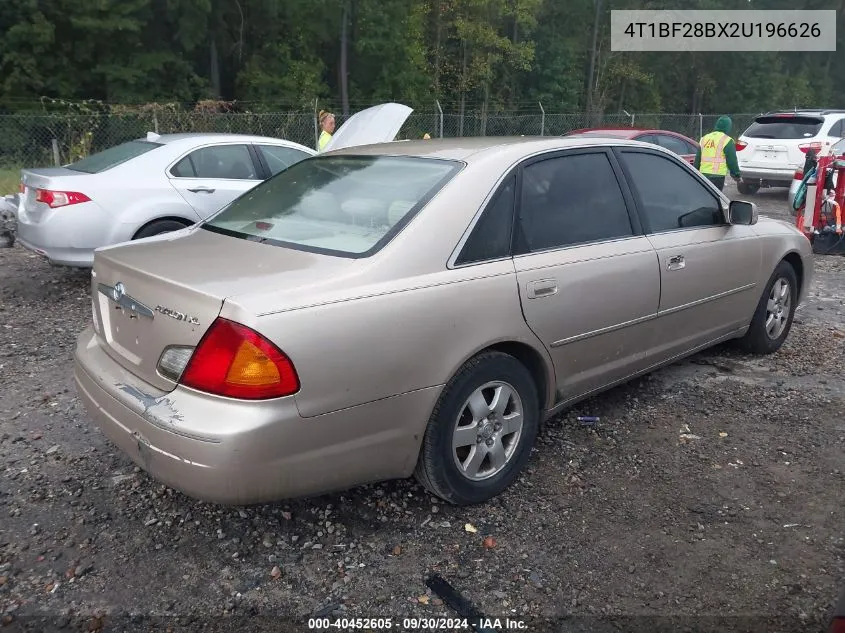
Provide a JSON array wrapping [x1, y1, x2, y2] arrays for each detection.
[[414, 351, 540, 506], [737, 181, 760, 195], [738, 260, 798, 355], [133, 219, 192, 240]]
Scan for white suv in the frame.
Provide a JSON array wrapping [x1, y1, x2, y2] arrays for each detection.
[[736, 109, 845, 195]]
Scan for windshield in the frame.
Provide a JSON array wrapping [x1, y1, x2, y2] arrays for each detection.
[[743, 116, 824, 140], [202, 155, 461, 257], [66, 140, 162, 173]]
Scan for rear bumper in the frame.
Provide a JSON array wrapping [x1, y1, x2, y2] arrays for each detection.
[[738, 165, 795, 186], [16, 234, 95, 267], [16, 200, 110, 267], [73, 326, 439, 505]]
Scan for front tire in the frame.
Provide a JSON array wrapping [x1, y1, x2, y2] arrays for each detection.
[[738, 260, 798, 354], [414, 351, 540, 505]]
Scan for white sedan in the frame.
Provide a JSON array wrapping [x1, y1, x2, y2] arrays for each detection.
[[15, 133, 316, 267]]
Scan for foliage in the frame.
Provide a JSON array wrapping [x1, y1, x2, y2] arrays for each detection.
[[0, 0, 842, 116]]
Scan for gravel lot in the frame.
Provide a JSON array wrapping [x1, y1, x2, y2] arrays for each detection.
[[1, 183, 843, 632]]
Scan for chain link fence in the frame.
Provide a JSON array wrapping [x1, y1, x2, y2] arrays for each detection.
[[0, 107, 762, 171]]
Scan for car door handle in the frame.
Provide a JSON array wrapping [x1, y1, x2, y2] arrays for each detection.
[[667, 255, 686, 271], [527, 279, 558, 299], [187, 187, 215, 193]]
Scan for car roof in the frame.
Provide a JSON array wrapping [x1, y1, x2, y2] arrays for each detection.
[[141, 132, 314, 150], [325, 136, 671, 163], [760, 109, 845, 117], [567, 129, 640, 138], [567, 128, 696, 142]]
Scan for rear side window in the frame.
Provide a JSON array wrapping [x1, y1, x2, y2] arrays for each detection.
[[828, 120, 845, 138], [258, 145, 311, 176], [657, 134, 697, 156], [203, 155, 461, 257], [456, 175, 515, 265], [66, 140, 161, 173], [516, 152, 633, 253], [633, 134, 660, 146], [743, 116, 824, 139]]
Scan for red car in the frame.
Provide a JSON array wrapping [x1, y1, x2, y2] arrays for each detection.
[[564, 127, 700, 165]]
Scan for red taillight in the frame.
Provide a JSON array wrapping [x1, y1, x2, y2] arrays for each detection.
[[794, 170, 804, 180], [735, 140, 748, 151], [799, 142, 822, 154], [35, 189, 91, 208], [18, 182, 25, 193], [180, 318, 300, 400]]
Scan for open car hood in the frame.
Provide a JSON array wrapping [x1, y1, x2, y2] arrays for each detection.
[[323, 103, 413, 152]]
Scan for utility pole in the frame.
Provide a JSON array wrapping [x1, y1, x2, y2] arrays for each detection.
[[586, 0, 602, 126]]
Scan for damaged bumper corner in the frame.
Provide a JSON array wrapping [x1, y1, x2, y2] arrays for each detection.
[[72, 326, 435, 505], [0, 194, 18, 248]]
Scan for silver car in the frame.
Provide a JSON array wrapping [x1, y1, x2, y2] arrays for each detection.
[[15, 133, 316, 267], [73, 105, 813, 507]]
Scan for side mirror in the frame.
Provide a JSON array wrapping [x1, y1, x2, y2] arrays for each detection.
[[729, 200, 758, 225]]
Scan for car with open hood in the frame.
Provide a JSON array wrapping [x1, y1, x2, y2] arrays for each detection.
[[73, 105, 813, 506]]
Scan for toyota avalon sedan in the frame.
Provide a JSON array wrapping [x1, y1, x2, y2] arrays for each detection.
[[73, 131, 813, 506]]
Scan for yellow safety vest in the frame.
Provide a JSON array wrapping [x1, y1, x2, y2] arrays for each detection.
[[318, 130, 332, 151], [699, 130, 731, 176]]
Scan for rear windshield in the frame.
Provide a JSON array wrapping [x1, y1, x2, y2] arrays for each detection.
[[202, 155, 461, 257], [66, 140, 161, 173], [743, 116, 824, 139]]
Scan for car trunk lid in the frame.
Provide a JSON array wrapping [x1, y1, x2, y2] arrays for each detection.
[[741, 140, 793, 166], [90, 228, 363, 391], [19, 168, 96, 223]]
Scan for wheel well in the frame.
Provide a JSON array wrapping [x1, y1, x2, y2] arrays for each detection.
[[132, 216, 194, 239], [782, 251, 804, 297], [484, 341, 550, 410]]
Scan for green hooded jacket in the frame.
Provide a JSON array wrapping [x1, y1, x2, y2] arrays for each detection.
[[694, 115, 741, 178]]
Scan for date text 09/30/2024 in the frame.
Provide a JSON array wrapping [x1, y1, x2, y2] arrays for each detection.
[[308, 617, 529, 630]]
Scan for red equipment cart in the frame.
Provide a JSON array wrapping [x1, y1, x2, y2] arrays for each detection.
[[796, 149, 845, 255]]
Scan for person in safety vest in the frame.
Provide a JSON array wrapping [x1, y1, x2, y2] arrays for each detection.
[[694, 115, 742, 192], [317, 110, 335, 152]]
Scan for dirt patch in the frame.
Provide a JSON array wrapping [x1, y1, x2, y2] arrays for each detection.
[[0, 183, 843, 631]]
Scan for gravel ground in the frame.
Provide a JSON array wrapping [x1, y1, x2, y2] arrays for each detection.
[[0, 183, 843, 632]]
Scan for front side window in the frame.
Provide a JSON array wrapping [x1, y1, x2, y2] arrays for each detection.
[[203, 155, 461, 257], [618, 151, 724, 233], [515, 152, 633, 253], [66, 140, 161, 173], [171, 144, 258, 180]]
